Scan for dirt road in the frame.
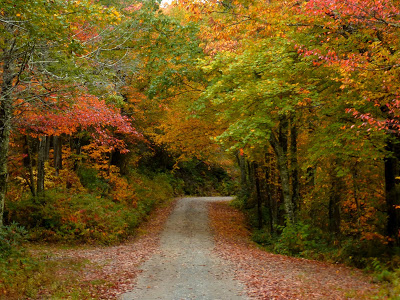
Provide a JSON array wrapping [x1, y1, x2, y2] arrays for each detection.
[[46, 197, 379, 299], [120, 197, 247, 300]]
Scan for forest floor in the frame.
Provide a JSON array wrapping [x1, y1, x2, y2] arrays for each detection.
[[208, 200, 382, 299], [33, 197, 382, 299], [30, 198, 178, 299]]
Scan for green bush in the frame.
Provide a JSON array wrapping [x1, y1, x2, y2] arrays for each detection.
[[335, 238, 391, 268], [7, 190, 143, 244], [251, 229, 275, 247], [77, 166, 110, 194], [0, 224, 49, 299], [174, 159, 234, 196], [6, 168, 176, 245], [0, 223, 27, 259], [131, 171, 175, 205], [272, 221, 329, 258]]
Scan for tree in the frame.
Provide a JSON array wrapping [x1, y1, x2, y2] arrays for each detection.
[[0, 0, 124, 225], [297, 0, 400, 242]]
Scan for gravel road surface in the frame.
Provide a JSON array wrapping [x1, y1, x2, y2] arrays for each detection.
[[120, 197, 248, 300]]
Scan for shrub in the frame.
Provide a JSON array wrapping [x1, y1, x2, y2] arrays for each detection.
[[77, 166, 110, 194], [251, 229, 275, 247], [0, 223, 27, 259], [273, 221, 329, 258], [6, 168, 176, 245], [0, 223, 49, 299]]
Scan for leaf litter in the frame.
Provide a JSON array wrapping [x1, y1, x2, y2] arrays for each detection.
[[32, 199, 177, 299], [208, 201, 382, 300]]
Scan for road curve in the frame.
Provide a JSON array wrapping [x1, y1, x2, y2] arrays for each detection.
[[120, 197, 248, 300]]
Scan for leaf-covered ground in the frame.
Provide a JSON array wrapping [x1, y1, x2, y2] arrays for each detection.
[[31, 199, 177, 299], [208, 201, 382, 299]]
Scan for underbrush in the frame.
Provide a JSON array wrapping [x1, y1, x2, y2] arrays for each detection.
[[9, 192, 141, 244], [6, 168, 175, 245], [250, 222, 400, 299], [234, 195, 400, 299], [2, 167, 177, 299], [0, 224, 97, 299]]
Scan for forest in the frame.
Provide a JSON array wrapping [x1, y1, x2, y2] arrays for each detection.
[[1, 0, 400, 298]]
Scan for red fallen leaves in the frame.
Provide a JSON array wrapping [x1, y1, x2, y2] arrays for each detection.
[[34, 199, 177, 299], [208, 201, 381, 299]]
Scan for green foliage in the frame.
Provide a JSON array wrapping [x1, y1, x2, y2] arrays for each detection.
[[273, 222, 329, 257], [251, 229, 275, 247], [8, 192, 129, 244], [128, 170, 176, 211], [0, 224, 76, 299], [334, 238, 392, 268], [0, 249, 95, 300], [174, 159, 235, 196], [365, 257, 400, 299], [77, 166, 110, 194], [251, 221, 332, 261], [137, 147, 235, 196], [0, 254, 44, 299], [0, 223, 27, 259], [7, 169, 175, 245]]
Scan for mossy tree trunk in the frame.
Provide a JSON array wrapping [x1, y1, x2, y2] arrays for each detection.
[[0, 30, 17, 226]]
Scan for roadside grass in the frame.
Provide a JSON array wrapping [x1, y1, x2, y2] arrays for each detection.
[[0, 252, 103, 300], [1, 196, 178, 300]]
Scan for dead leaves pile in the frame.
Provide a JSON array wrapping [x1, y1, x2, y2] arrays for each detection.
[[208, 201, 381, 299]]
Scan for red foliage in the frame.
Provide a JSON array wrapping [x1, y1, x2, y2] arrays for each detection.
[[15, 93, 140, 150], [303, 0, 400, 26]]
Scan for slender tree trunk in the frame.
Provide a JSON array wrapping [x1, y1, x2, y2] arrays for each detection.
[[351, 164, 361, 230], [72, 136, 82, 171], [247, 160, 254, 189], [253, 162, 263, 229], [306, 166, 315, 188], [53, 135, 62, 176], [290, 122, 299, 214], [236, 151, 248, 191], [328, 164, 343, 236], [265, 152, 274, 233], [0, 96, 12, 227], [37, 136, 47, 195], [44, 136, 51, 161], [0, 36, 16, 226], [385, 140, 400, 243], [270, 132, 294, 223], [25, 136, 36, 196]]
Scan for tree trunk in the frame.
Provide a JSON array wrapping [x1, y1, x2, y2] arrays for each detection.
[[53, 135, 63, 176], [236, 151, 248, 190], [25, 136, 36, 196], [44, 136, 51, 161], [351, 163, 361, 230], [385, 140, 400, 243], [253, 162, 263, 229], [37, 136, 47, 195], [328, 165, 342, 236], [265, 152, 274, 233], [270, 132, 294, 223], [0, 36, 16, 226], [0, 97, 11, 227], [290, 122, 299, 214]]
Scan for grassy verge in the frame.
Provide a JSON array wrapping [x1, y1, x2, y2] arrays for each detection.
[[1, 169, 177, 299], [0, 225, 100, 299]]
